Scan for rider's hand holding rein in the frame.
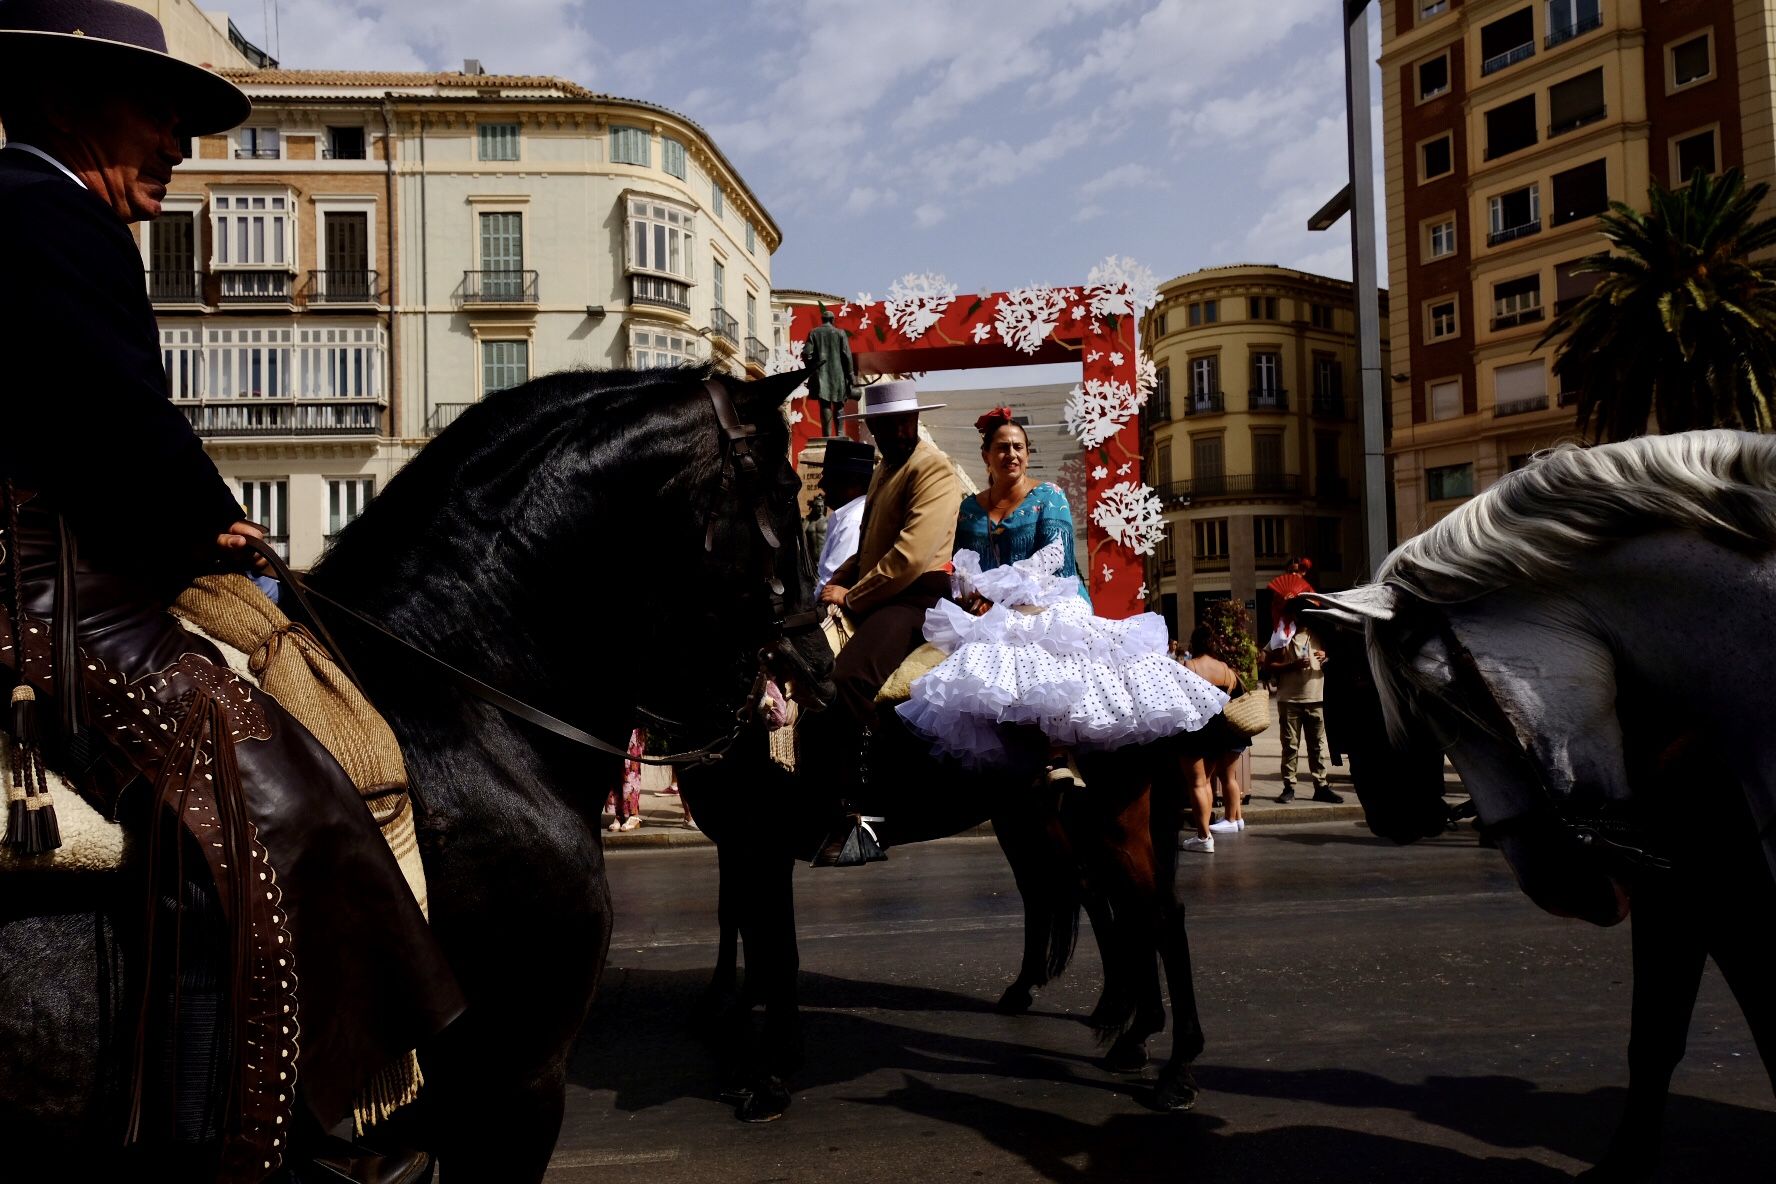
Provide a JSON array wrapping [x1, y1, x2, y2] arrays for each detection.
[[217, 519, 270, 572], [820, 582, 849, 608]]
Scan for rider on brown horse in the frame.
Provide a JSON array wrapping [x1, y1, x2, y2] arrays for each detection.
[[0, 3, 461, 1178]]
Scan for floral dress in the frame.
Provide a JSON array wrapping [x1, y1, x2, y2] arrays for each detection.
[[899, 489, 1227, 768]]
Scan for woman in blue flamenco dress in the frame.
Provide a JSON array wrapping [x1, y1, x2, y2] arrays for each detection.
[[898, 407, 1227, 768]]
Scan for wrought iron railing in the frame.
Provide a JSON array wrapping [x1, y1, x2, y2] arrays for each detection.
[[180, 399, 382, 437], [308, 269, 379, 304], [1487, 220, 1542, 247], [216, 270, 294, 303], [745, 336, 769, 366], [1495, 394, 1551, 417], [147, 269, 204, 304], [461, 270, 540, 304], [427, 403, 472, 436], [1248, 387, 1289, 412], [1546, 12, 1602, 48], [1481, 41, 1534, 75], [629, 274, 689, 312], [1158, 472, 1302, 505], [1491, 304, 1545, 331], [233, 147, 281, 159], [1184, 390, 1224, 416], [1548, 108, 1606, 138], [709, 307, 739, 343]]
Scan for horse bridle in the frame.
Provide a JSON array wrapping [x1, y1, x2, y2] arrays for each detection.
[[1426, 608, 1670, 874], [252, 379, 822, 768]]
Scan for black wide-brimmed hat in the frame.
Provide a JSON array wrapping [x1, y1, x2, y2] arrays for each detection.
[[0, 0, 251, 135], [817, 437, 877, 484]]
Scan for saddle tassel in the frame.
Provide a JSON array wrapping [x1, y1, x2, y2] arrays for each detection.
[[4, 683, 60, 855]]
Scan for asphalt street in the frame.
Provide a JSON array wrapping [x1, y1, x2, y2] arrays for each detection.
[[548, 823, 1772, 1183]]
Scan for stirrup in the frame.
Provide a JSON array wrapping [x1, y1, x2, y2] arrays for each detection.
[[811, 814, 887, 868]]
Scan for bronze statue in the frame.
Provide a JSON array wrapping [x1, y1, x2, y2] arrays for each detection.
[[802, 308, 855, 435]]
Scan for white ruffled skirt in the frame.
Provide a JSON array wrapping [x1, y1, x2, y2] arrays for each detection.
[[897, 596, 1230, 768]]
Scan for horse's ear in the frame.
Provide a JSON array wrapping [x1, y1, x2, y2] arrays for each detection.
[[1292, 583, 1402, 634], [741, 367, 811, 408]]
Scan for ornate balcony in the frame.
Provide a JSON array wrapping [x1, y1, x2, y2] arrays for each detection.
[[1546, 12, 1602, 48], [178, 399, 383, 438], [426, 403, 472, 436], [147, 269, 205, 306], [460, 269, 539, 306], [709, 306, 739, 344], [745, 336, 768, 367], [1248, 387, 1289, 412], [307, 269, 379, 305], [1158, 472, 1302, 506], [629, 274, 689, 313], [1486, 221, 1542, 247], [1184, 390, 1224, 417], [216, 270, 294, 305], [1482, 41, 1534, 75]]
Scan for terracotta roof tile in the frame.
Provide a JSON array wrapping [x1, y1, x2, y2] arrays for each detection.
[[219, 68, 600, 99]]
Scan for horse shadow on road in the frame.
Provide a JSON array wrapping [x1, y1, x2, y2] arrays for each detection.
[[566, 965, 1770, 1181]]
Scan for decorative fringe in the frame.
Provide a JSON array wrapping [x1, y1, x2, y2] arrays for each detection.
[[353, 1050, 425, 1136], [4, 683, 59, 855]]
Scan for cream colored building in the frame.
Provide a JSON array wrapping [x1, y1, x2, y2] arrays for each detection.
[[1380, 0, 1776, 539], [121, 0, 269, 69], [140, 64, 778, 566], [1139, 266, 1384, 635]]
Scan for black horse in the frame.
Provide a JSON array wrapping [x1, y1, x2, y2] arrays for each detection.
[[681, 639, 1210, 1122], [0, 366, 815, 1180]]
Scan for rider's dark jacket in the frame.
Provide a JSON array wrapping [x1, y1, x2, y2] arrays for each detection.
[[0, 145, 464, 1145]]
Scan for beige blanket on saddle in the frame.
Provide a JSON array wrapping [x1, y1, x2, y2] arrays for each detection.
[[1, 574, 429, 1130]]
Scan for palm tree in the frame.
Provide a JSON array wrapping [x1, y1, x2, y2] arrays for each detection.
[[1538, 168, 1776, 441]]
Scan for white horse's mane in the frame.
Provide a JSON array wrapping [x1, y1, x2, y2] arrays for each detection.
[[1370, 430, 1776, 747], [1379, 430, 1776, 605]]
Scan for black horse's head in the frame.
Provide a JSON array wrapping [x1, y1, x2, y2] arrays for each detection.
[[313, 365, 832, 751]]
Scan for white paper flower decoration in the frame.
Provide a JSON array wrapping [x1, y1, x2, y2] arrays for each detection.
[[1136, 353, 1158, 400], [1101, 564, 1115, 583], [993, 285, 1070, 354], [1109, 351, 1125, 367], [1091, 464, 1109, 480], [1063, 377, 1146, 448], [1091, 482, 1168, 556], [1086, 255, 1160, 319], [883, 272, 957, 340], [970, 321, 992, 343]]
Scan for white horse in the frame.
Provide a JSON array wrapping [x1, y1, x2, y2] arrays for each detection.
[[1300, 430, 1776, 1182]]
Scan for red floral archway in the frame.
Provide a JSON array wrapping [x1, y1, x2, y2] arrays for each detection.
[[782, 263, 1162, 620]]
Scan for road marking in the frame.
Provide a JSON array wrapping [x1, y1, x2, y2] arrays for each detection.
[[548, 1147, 682, 1168]]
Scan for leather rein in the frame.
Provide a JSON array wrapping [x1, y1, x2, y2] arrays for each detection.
[[249, 379, 819, 768]]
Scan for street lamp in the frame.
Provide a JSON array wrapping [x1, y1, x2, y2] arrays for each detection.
[[1308, 0, 1391, 578]]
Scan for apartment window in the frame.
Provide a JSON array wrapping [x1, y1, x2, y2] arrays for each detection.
[[626, 197, 695, 278], [236, 126, 280, 159], [1151, 365, 1172, 421], [1480, 8, 1535, 75], [1427, 217, 1456, 259], [1189, 355, 1219, 396], [662, 137, 687, 180], [711, 182, 724, 218], [1670, 32, 1714, 90], [1420, 0, 1449, 18], [1310, 303, 1334, 330], [611, 125, 650, 166], [481, 340, 529, 394], [239, 480, 288, 548], [629, 324, 700, 368], [1251, 351, 1282, 393], [1153, 440, 1173, 486], [1314, 356, 1342, 404], [1492, 274, 1543, 328], [1427, 298, 1459, 340], [1494, 359, 1549, 415], [327, 477, 373, 537], [1548, 68, 1606, 136], [745, 221, 756, 253], [1187, 299, 1219, 326], [1487, 183, 1541, 245], [148, 210, 198, 293], [1421, 134, 1453, 180], [160, 327, 202, 398], [1428, 379, 1463, 421], [712, 259, 725, 312], [478, 212, 525, 297], [478, 123, 520, 162], [1484, 95, 1538, 160], [1254, 516, 1287, 559], [1158, 530, 1177, 577], [1152, 310, 1168, 337], [211, 192, 291, 267], [1418, 54, 1450, 101], [1555, 257, 1602, 314], [1192, 435, 1225, 482], [1193, 518, 1229, 561], [746, 292, 758, 339], [1673, 128, 1719, 182], [1247, 295, 1278, 320], [326, 126, 365, 160], [1551, 159, 1608, 226], [1252, 431, 1284, 478], [1547, 0, 1601, 48], [1426, 463, 1476, 501], [294, 325, 383, 399]]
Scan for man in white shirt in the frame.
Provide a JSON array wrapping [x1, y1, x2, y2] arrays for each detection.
[[814, 437, 875, 595]]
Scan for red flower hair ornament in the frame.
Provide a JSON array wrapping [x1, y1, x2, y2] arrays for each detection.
[[974, 406, 1017, 436]]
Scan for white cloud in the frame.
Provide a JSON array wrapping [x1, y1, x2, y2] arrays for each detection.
[[1079, 162, 1162, 198], [270, 0, 604, 82], [1075, 203, 1106, 222], [913, 202, 948, 228], [845, 185, 898, 214]]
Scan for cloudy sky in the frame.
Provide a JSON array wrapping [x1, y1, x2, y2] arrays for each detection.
[[264, 0, 1384, 388]]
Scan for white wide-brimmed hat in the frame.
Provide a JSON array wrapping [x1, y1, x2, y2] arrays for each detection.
[[858, 379, 945, 416]]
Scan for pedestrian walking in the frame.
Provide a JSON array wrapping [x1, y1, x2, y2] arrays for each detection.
[[1265, 613, 1342, 804], [607, 728, 645, 831], [1179, 625, 1252, 851]]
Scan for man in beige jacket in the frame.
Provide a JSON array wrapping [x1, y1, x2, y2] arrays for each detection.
[[806, 380, 958, 864]]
